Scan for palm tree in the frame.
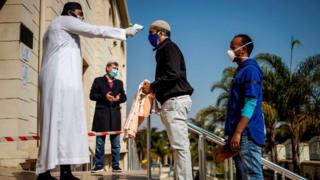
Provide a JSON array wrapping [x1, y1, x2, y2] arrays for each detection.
[[289, 36, 302, 77], [195, 46, 320, 173], [194, 67, 236, 132], [135, 127, 173, 165], [135, 128, 148, 161], [151, 130, 171, 164], [262, 101, 278, 163], [195, 105, 226, 133], [210, 67, 236, 107], [255, 53, 320, 173]]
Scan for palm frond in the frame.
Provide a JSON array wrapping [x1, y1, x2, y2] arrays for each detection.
[[262, 101, 278, 128], [210, 81, 229, 93], [221, 67, 236, 83], [216, 92, 229, 107], [291, 39, 302, 50], [255, 53, 290, 79], [295, 54, 320, 76]]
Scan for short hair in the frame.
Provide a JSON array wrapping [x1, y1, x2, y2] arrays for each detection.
[[61, 2, 82, 15], [232, 34, 254, 56], [159, 28, 171, 37], [106, 61, 119, 67]]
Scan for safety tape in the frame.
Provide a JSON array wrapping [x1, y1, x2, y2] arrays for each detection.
[[88, 131, 122, 136], [0, 136, 40, 142], [0, 131, 122, 142]]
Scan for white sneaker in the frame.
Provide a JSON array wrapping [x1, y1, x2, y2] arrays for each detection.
[[91, 167, 104, 173]]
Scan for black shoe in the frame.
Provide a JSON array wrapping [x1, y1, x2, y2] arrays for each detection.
[[60, 173, 80, 180], [112, 166, 122, 172], [37, 171, 57, 180], [91, 166, 104, 173], [60, 165, 80, 180]]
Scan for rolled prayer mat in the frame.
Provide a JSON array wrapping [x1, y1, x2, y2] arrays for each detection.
[[213, 145, 239, 163]]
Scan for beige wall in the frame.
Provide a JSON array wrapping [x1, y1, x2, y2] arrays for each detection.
[[0, 0, 129, 169], [284, 140, 310, 161]]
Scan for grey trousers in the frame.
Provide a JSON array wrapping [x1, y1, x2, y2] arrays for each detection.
[[160, 95, 193, 180]]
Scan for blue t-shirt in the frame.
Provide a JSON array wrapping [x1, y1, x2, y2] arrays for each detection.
[[224, 58, 266, 145]]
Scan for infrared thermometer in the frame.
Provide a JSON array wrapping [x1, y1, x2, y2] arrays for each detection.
[[132, 24, 144, 31]]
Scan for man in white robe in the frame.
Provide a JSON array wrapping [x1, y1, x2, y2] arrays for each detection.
[[36, 2, 140, 180]]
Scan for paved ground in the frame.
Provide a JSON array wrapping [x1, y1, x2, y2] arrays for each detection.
[[0, 167, 172, 180]]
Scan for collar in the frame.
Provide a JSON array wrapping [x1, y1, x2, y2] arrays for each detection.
[[154, 38, 171, 51], [238, 58, 255, 68], [104, 74, 115, 81]]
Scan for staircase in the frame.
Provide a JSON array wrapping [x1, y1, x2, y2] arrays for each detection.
[[186, 122, 307, 180], [126, 117, 307, 179], [0, 122, 307, 180]]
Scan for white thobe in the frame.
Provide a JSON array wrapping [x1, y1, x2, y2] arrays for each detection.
[[36, 16, 126, 174]]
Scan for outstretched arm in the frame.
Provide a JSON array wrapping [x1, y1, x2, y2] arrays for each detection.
[[60, 16, 126, 40]]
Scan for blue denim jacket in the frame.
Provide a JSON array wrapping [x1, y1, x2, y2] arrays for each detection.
[[225, 58, 266, 145]]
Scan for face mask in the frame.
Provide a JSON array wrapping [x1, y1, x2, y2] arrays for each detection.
[[110, 69, 118, 78], [71, 11, 84, 21], [148, 33, 159, 47], [227, 41, 253, 62], [78, 15, 84, 21]]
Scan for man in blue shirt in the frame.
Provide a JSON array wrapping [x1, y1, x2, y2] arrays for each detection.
[[225, 34, 265, 180]]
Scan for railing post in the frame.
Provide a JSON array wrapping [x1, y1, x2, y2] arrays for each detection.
[[147, 116, 152, 179], [274, 171, 277, 180], [198, 134, 206, 180], [127, 138, 132, 171], [228, 158, 233, 180], [224, 159, 228, 180]]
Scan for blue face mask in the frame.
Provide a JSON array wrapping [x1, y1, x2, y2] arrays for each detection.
[[148, 33, 159, 47], [110, 69, 118, 78]]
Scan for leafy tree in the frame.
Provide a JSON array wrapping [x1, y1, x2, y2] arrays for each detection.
[[255, 52, 320, 173]]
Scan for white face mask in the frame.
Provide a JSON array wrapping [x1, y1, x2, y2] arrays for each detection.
[[71, 11, 84, 21], [227, 41, 253, 61], [77, 15, 84, 21]]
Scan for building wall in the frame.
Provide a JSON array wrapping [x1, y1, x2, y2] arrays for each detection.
[[284, 140, 310, 161], [0, 0, 129, 169], [0, 0, 41, 167], [276, 144, 286, 161], [309, 136, 320, 160]]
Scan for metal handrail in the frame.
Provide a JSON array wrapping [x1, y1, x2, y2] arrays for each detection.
[[261, 159, 306, 180], [187, 122, 307, 180], [188, 123, 225, 145]]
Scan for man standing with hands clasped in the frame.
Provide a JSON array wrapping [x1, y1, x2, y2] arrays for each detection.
[[142, 20, 194, 180], [225, 34, 265, 180], [90, 61, 126, 173]]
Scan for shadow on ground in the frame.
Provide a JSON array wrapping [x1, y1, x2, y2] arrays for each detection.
[[12, 171, 37, 180], [91, 173, 149, 180]]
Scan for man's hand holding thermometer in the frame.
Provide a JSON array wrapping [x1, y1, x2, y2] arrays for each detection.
[[125, 23, 144, 37]]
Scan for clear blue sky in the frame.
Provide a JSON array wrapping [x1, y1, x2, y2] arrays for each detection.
[[125, 0, 320, 130]]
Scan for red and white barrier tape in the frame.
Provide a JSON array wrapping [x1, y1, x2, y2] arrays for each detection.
[[0, 136, 40, 142], [88, 131, 122, 137], [0, 131, 122, 142]]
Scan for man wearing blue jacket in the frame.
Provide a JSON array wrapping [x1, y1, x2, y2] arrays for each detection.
[[225, 34, 265, 180]]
